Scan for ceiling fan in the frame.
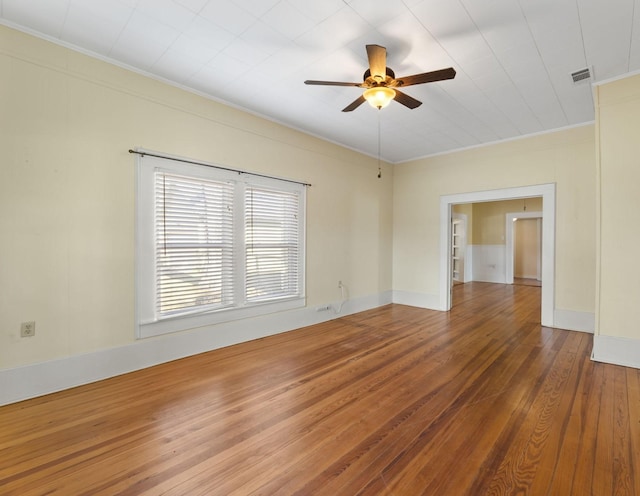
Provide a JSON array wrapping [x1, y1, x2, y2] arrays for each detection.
[[305, 44, 456, 112]]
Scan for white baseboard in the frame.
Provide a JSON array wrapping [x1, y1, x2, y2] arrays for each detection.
[[0, 291, 392, 406], [592, 335, 640, 369], [392, 290, 442, 310], [553, 309, 595, 333]]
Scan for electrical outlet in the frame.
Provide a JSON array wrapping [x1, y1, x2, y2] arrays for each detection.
[[316, 305, 331, 312], [21, 321, 35, 337], [338, 280, 343, 288]]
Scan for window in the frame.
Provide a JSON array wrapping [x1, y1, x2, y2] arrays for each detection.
[[136, 154, 305, 338]]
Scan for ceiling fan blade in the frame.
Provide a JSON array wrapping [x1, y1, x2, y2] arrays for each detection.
[[393, 89, 422, 109], [366, 44, 387, 80], [342, 95, 366, 112], [396, 67, 456, 87], [304, 80, 363, 87]]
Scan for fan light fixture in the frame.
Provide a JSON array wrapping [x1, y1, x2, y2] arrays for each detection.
[[363, 86, 396, 109], [305, 44, 456, 112]]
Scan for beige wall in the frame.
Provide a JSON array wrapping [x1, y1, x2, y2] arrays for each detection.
[[0, 26, 393, 369], [393, 125, 596, 314], [595, 74, 640, 340], [452, 203, 473, 244], [471, 198, 542, 245]]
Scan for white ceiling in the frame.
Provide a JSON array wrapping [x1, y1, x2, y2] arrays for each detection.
[[1, 0, 638, 162]]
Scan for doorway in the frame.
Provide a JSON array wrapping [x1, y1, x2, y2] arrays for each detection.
[[514, 218, 541, 282], [505, 211, 543, 284], [439, 184, 555, 327]]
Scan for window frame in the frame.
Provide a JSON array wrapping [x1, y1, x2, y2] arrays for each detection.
[[135, 153, 306, 339]]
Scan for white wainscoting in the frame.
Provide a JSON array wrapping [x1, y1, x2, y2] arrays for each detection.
[[0, 291, 392, 406], [592, 335, 640, 369], [463, 244, 473, 283], [470, 244, 506, 283]]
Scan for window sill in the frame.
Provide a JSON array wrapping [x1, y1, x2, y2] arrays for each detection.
[[137, 297, 306, 339]]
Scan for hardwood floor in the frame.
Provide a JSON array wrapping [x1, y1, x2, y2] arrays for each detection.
[[1, 282, 639, 495]]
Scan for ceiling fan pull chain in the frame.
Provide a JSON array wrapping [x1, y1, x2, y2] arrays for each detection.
[[378, 110, 382, 179]]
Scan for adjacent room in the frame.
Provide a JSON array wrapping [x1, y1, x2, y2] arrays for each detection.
[[1, 1, 639, 494]]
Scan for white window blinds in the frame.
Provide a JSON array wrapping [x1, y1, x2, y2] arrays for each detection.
[[137, 153, 306, 338], [155, 172, 234, 317], [245, 187, 300, 303]]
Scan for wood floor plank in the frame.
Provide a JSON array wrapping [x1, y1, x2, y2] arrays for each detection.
[[284, 336, 521, 495], [534, 332, 590, 495], [359, 327, 551, 495], [627, 367, 640, 496], [320, 304, 544, 494], [1, 282, 638, 495], [593, 363, 616, 495], [569, 359, 604, 495], [612, 365, 634, 494]]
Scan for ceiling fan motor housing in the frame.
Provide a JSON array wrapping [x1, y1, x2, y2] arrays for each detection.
[[363, 67, 396, 86]]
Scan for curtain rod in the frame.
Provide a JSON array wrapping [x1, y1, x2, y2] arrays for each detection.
[[128, 149, 311, 187]]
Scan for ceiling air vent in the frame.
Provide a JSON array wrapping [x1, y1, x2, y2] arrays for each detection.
[[571, 67, 592, 84]]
